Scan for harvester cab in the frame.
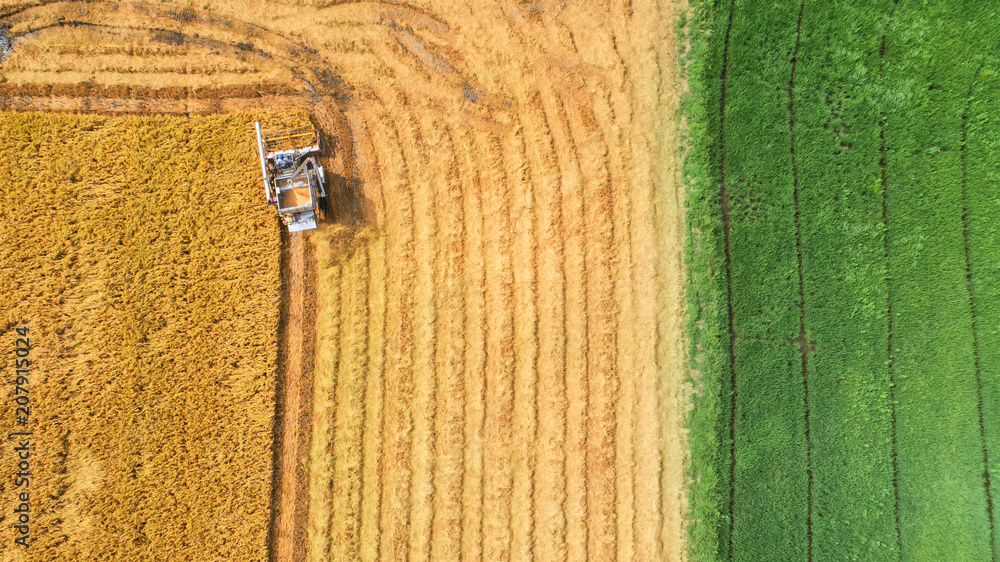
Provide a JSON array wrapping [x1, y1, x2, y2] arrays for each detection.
[[255, 121, 328, 232]]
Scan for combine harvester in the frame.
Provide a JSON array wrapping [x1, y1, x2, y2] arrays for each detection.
[[255, 121, 328, 232]]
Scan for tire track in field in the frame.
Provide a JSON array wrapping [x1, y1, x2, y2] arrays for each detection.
[[565, 87, 619, 562], [377, 112, 417, 562], [716, 0, 739, 556], [306, 247, 341, 561], [458, 125, 488, 562], [406, 109, 439, 562], [545, 83, 591, 562], [786, 1, 814, 558], [360, 233, 387, 562], [480, 128, 516, 561], [507, 110, 540, 562], [523, 89, 570, 562], [429, 123, 467, 562], [276, 231, 318, 562], [877, 4, 904, 552], [960, 72, 998, 560], [589, 79, 638, 562], [330, 240, 371, 561]]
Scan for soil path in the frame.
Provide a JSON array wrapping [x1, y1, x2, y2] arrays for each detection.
[[272, 231, 317, 562]]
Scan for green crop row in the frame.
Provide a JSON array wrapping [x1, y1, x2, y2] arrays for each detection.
[[724, 1, 809, 559], [966, 40, 1000, 561], [793, 0, 899, 559], [884, 3, 996, 559]]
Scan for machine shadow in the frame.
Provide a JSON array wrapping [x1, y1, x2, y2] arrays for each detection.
[[325, 172, 376, 228]]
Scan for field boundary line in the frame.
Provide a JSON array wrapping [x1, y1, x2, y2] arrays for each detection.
[[960, 69, 998, 562], [787, 1, 814, 558], [878, 2, 904, 553], [717, 0, 738, 557]]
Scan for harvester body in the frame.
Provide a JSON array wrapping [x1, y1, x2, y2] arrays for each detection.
[[256, 121, 327, 232]]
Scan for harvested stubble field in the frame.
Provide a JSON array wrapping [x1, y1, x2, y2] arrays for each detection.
[[302, 2, 687, 561], [0, 0, 689, 560]]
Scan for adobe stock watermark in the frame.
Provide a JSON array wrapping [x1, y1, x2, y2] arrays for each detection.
[[11, 325, 32, 548]]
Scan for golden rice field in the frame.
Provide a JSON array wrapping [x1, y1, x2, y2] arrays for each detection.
[[0, 0, 688, 560], [0, 111, 305, 561]]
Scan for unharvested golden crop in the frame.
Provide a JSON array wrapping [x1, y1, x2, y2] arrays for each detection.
[[0, 111, 306, 561]]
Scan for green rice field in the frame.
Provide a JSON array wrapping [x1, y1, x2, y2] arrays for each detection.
[[683, 1, 1000, 559]]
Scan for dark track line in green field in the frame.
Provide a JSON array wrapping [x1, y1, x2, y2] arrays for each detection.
[[787, 1, 812, 559], [717, 0, 738, 558], [877, 3, 903, 554], [960, 70, 998, 562]]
